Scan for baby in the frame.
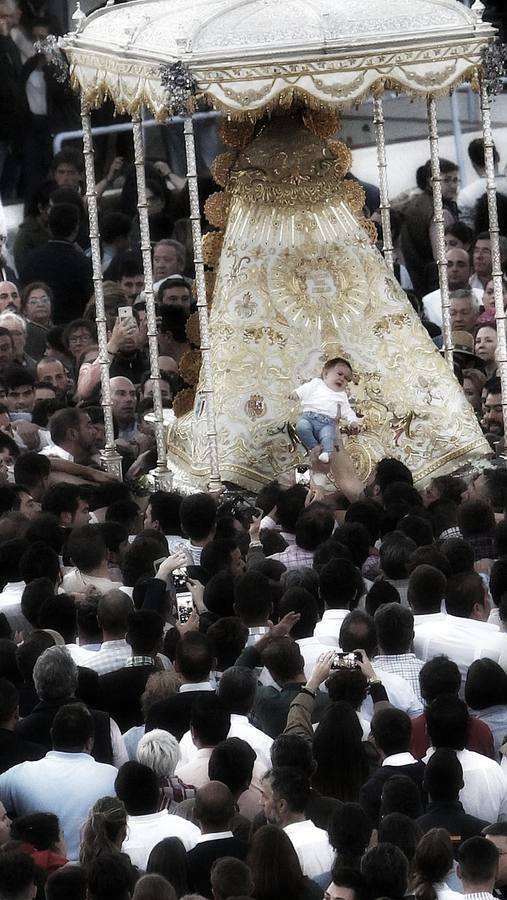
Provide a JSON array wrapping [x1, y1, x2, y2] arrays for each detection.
[[292, 357, 359, 463]]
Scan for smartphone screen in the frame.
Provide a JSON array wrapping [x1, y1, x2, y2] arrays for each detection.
[[172, 566, 188, 592], [176, 592, 193, 623]]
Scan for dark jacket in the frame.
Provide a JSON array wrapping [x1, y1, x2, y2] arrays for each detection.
[[13, 217, 50, 272], [417, 800, 490, 846], [187, 836, 248, 898], [20, 240, 93, 325], [359, 759, 426, 826], [15, 697, 113, 764], [0, 727, 45, 774], [254, 682, 330, 739], [146, 690, 216, 741], [0, 34, 28, 146], [99, 663, 156, 732]]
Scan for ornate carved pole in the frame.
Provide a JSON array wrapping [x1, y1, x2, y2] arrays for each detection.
[[183, 115, 222, 493], [427, 97, 454, 368], [131, 112, 172, 489], [81, 96, 122, 478], [161, 61, 222, 493], [372, 96, 394, 271], [480, 80, 507, 435]]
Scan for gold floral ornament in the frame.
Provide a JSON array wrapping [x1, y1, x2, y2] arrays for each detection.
[[358, 217, 379, 243], [202, 230, 224, 269], [327, 140, 353, 178], [302, 108, 341, 140], [179, 349, 202, 386], [219, 118, 255, 151], [204, 191, 231, 229], [186, 312, 201, 347], [342, 179, 366, 213], [211, 152, 238, 188], [172, 387, 196, 418]]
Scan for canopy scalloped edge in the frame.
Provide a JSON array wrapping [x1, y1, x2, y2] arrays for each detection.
[[65, 34, 491, 119]]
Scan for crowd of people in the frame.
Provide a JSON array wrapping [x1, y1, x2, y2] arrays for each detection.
[[2, 3, 507, 900]]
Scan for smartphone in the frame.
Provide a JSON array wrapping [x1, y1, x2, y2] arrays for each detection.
[[118, 306, 134, 322], [295, 464, 311, 485], [172, 566, 188, 592], [176, 592, 193, 624], [330, 651, 362, 670]]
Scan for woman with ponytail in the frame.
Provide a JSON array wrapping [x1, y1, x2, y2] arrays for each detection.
[[411, 828, 462, 900], [79, 796, 131, 869]]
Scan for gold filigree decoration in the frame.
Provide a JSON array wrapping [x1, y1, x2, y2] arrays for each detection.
[[179, 349, 202, 386], [185, 312, 201, 347], [202, 230, 224, 268], [358, 217, 379, 243], [172, 387, 196, 418], [211, 151, 238, 187], [245, 394, 266, 419], [302, 108, 341, 139], [373, 313, 412, 337], [219, 118, 255, 150], [243, 326, 287, 347], [204, 191, 231, 229], [326, 140, 352, 177], [342, 180, 366, 213]]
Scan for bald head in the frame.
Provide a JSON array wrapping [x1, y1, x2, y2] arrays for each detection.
[[0, 282, 20, 313], [110, 376, 137, 424], [447, 248, 471, 289], [195, 781, 235, 833]]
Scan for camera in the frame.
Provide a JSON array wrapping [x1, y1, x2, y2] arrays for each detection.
[[330, 651, 361, 670]]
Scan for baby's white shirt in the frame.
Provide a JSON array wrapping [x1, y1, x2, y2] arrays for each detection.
[[295, 378, 357, 423]]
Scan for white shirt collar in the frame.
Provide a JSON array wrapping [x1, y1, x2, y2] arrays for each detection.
[[382, 751, 418, 767], [197, 831, 234, 843], [179, 681, 214, 693]]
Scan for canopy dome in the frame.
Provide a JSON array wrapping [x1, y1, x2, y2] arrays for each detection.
[[62, 0, 496, 117]]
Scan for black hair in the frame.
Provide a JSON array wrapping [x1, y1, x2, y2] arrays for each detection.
[[383, 482, 423, 509], [334, 522, 371, 568], [426, 695, 469, 751], [465, 658, 507, 711], [379, 532, 417, 578], [440, 537, 475, 575], [319, 558, 364, 610], [270, 734, 315, 778], [371, 707, 412, 756], [233, 570, 272, 624], [146, 490, 183, 535], [313, 701, 369, 801], [3, 366, 36, 391], [457, 836, 499, 885], [489, 557, 507, 606], [445, 571, 485, 618], [423, 748, 464, 802], [374, 602, 414, 654], [494, 522, 507, 559], [326, 667, 368, 710], [0, 538, 30, 585], [189, 694, 230, 746], [25, 512, 65, 555], [294, 504, 335, 551], [398, 514, 434, 547], [361, 843, 408, 900], [0, 851, 37, 900], [51, 702, 94, 751], [122, 535, 167, 587], [87, 852, 133, 900], [375, 458, 414, 492], [11, 812, 60, 850], [19, 542, 60, 586], [45, 865, 88, 900], [41, 483, 81, 518], [313, 538, 353, 571], [457, 499, 495, 539], [210, 857, 252, 900], [261, 638, 304, 683], [276, 484, 308, 533], [48, 202, 79, 240], [407, 565, 447, 614], [365, 580, 400, 617], [268, 766, 310, 813], [180, 492, 216, 541], [207, 616, 248, 671], [218, 667, 256, 716], [419, 656, 461, 705], [208, 737, 256, 795], [175, 632, 213, 682], [201, 538, 239, 577], [328, 803, 373, 865], [412, 827, 455, 900], [38, 594, 77, 644], [380, 775, 424, 819], [345, 500, 381, 544], [329, 867, 369, 900], [278, 587, 318, 639], [378, 813, 422, 864], [146, 838, 189, 898], [126, 610, 164, 655], [115, 761, 160, 815]]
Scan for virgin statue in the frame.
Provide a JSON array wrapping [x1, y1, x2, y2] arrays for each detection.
[[166, 109, 490, 492]]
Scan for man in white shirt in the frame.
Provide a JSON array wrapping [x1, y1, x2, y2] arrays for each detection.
[[117, 760, 199, 870], [174, 695, 231, 788], [179, 492, 217, 565], [424, 695, 507, 823], [260, 767, 334, 878], [0, 703, 117, 861], [62, 525, 124, 595], [457, 834, 499, 900], [178, 667, 273, 770], [422, 248, 480, 328], [458, 138, 507, 228], [313, 559, 364, 641], [40, 406, 96, 465]]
